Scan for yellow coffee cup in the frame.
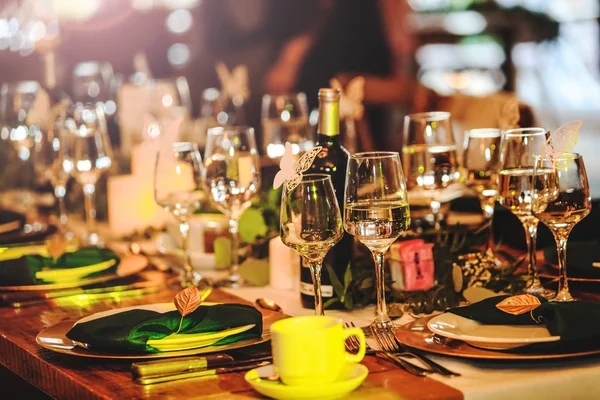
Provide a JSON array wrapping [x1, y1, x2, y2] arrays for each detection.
[[270, 316, 366, 386]]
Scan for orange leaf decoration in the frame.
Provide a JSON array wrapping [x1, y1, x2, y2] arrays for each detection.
[[46, 235, 69, 261], [496, 294, 541, 316], [174, 287, 202, 317]]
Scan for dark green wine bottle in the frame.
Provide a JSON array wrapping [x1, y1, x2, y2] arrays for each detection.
[[301, 88, 354, 310]]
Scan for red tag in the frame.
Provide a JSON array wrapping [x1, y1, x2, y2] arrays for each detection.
[[389, 240, 435, 291]]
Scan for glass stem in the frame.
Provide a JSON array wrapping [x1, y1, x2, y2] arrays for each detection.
[[430, 200, 442, 231], [480, 196, 496, 252], [228, 217, 241, 281], [372, 250, 390, 324], [552, 229, 573, 302], [178, 218, 196, 287], [82, 183, 97, 237], [521, 218, 539, 279], [55, 185, 68, 230], [307, 259, 324, 316]]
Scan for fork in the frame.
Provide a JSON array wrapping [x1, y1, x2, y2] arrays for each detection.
[[373, 323, 461, 377], [344, 322, 430, 377]]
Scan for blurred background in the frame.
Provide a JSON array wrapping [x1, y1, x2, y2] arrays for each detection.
[[0, 0, 599, 190]]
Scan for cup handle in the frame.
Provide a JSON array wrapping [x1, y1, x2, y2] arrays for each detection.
[[342, 327, 366, 363]]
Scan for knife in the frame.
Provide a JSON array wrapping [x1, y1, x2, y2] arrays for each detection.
[[133, 360, 272, 385], [132, 353, 272, 378]]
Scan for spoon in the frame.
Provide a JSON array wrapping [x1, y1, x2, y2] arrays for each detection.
[[255, 298, 283, 313]]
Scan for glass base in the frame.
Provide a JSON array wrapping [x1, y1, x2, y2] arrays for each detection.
[[178, 270, 211, 289], [551, 289, 575, 302], [524, 279, 555, 299]]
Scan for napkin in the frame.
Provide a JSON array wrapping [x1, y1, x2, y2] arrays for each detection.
[[66, 304, 263, 353], [449, 295, 600, 344], [543, 240, 600, 278], [0, 248, 119, 286]]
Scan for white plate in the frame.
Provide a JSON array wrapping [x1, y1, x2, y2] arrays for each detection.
[[427, 313, 561, 350]]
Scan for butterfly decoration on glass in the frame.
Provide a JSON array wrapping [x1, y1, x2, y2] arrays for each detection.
[[204, 126, 260, 287], [261, 92, 311, 160], [344, 152, 411, 328], [532, 152, 591, 302], [273, 142, 323, 192], [541, 120, 582, 168]]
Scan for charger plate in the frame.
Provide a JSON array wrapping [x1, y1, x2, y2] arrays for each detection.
[[395, 316, 600, 360], [0, 254, 148, 291], [36, 302, 273, 360]]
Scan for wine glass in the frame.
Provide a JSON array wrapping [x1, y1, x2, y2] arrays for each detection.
[[147, 77, 192, 120], [0, 81, 42, 205], [33, 103, 73, 237], [462, 128, 502, 262], [72, 61, 114, 103], [204, 126, 260, 287], [200, 88, 245, 127], [154, 142, 207, 287], [63, 103, 113, 246], [403, 112, 459, 230], [532, 153, 591, 302], [498, 127, 554, 297], [281, 174, 344, 316], [344, 152, 411, 327], [261, 93, 311, 159]]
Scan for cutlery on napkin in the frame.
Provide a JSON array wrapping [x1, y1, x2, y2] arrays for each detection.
[[131, 353, 272, 384]]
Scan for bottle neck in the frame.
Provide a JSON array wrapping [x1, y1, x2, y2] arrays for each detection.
[[316, 133, 341, 147], [317, 96, 340, 138]]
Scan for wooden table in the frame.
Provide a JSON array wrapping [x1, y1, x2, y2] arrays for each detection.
[[0, 284, 462, 400]]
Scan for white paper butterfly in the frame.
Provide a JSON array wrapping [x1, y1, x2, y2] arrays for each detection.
[[215, 62, 250, 102], [543, 120, 582, 168], [498, 96, 520, 131], [330, 77, 365, 120], [273, 142, 323, 192]]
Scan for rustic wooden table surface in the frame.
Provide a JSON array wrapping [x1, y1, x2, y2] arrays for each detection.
[[0, 277, 463, 400]]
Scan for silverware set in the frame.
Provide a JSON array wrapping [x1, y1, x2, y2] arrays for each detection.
[[344, 322, 460, 377]]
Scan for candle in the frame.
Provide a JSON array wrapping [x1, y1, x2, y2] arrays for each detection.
[[269, 236, 300, 290]]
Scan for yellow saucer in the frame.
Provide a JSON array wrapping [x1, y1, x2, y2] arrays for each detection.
[[245, 364, 368, 400]]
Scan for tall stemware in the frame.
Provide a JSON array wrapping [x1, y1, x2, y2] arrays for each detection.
[[281, 174, 344, 316], [33, 103, 73, 236], [462, 128, 502, 260], [497, 127, 553, 297], [403, 112, 459, 230], [0, 81, 42, 205], [344, 152, 411, 328], [532, 153, 591, 302], [155, 142, 207, 287], [204, 126, 260, 287], [63, 103, 112, 246]]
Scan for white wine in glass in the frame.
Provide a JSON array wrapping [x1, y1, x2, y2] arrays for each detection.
[[532, 153, 591, 302], [497, 127, 553, 297], [344, 152, 410, 328]]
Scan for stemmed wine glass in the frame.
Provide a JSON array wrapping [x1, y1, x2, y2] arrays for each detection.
[[33, 102, 73, 237], [403, 112, 459, 230], [281, 174, 344, 316], [72, 61, 114, 104], [497, 128, 553, 297], [0, 81, 42, 205], [532, 153, 591, 302], [154, 142, 207, 287], [261, 93, 311, 159], [63, 103, 112, 246], [204, 126, 260, 287], [462, 128, 502, 262], [344, 152, 411, 327]]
